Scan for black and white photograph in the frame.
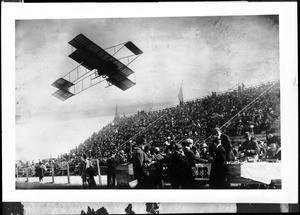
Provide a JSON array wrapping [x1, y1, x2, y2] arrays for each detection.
[[2, 1, 298, 213]]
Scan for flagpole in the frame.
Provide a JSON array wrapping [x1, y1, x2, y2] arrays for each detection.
[[178, 81, 184, 105]]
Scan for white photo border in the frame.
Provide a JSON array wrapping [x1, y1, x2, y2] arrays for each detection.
[[2, 2, 298, 203]]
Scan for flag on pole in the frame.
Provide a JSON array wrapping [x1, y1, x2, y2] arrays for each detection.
[[178, 81, 184, 105]]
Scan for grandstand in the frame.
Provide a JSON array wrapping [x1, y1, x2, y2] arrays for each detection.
[[67, 80, 280, 160], [15, 80, 281, 189]]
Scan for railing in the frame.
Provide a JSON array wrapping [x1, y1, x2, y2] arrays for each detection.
[[15, 159, 109, 186]]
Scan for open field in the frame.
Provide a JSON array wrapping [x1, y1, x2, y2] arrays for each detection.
[[16, 175, 108, 189]]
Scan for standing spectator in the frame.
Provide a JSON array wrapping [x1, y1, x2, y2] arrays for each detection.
[[144, 145, 154, 161], [213, 127, 235, 162], [169, 143, 188, 189], [240, 132, 259, 162], [36, 161, 46, 183], [132, 136, 151, 189], [191, 145, 201, 159], [150, 147, 165, 188], [79, 155, 87, 187], [209, 138, 227, 189], [116, 150, 127, 164], [182, 138, 208, 188], [85, 156, 96, 188], [107, 152, 118, 188], [199, 143, 211, 160], [39, 162, 47, 182], [36, 161, 47, 182]]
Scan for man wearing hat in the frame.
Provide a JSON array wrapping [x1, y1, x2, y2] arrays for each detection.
[[200, 143, 211, 160], [212, 127, 235, 162], [240, 132, 259, 162], [132, 136, 151, 188], [107, 151, 118, 188], [169, 143, 189, 188], [182, 138, 208, 188], [150, 147, 165, 189], [209, 137, 227, 189]]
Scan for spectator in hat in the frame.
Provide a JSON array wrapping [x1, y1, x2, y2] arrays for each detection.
[[79, 154, 88, 187], [199, 143, 211, 161], [150, 147, 165, 188], [213, 127, 236, 162], [116, 150, 127, 164], [85, 155, 96, 188], [132, 136, 151, 189], [191, 145, 201, 159], [169, 143, 189, 189], [37, 161, 47, 182], [182, 138, 208, 188], [266, 133, 281, 160], [266, 133, 280, 147], [274, 144, 281, 160], [258, 141, 267, 160], [240, 132, 259, 162], [209, 137, 227, 189], [107, 152, 118, 188], [144, 145, 154, 161], [266, 142, 279, 160]]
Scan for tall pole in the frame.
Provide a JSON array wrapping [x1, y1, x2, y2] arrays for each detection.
[[26, 168, 29, 182], [16, 167, 18, 181], [67, 162, 70, 184], [51, 163, 55, 183], [96, 159, 102, 186]]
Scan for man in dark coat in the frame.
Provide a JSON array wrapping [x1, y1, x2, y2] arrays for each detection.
[[132, 136, 151, 189], [79, 154, 87, 187], [209, 138, 227, 189], [182, 138, 208, 188], [213, 127, 235, 162], [107, 152, 118, 188], [169, 143, 189, 189], [241, 132, 259, 162], [150, 147, 165, 189]]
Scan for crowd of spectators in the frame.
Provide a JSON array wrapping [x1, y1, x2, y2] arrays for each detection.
[[16, 80, 280, 178], [69, 80, 280, 160]]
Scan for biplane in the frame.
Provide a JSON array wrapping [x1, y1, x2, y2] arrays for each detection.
[[51, 33, 143, 101]]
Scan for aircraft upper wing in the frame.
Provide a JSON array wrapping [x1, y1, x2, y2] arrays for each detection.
[[68, 34, 135, 77]]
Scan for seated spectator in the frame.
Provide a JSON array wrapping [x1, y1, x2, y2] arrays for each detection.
[[266, 143, 278, 160], [258, 140, 267, 160], [275, 145, 281, 160], [266, 134, 280, 147], [240, 132, 259, 162]]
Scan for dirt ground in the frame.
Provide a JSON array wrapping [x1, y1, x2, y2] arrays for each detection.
[[15, 175, 109, 189]]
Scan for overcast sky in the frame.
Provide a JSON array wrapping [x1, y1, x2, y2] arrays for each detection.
[[15, 15, 279, 161]]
